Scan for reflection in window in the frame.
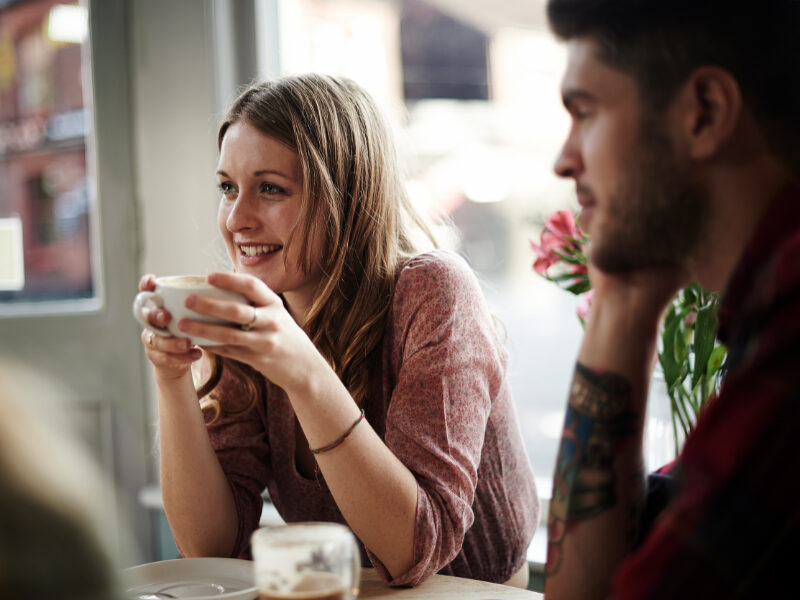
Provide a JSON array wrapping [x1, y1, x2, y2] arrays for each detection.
[[0, 0, 95, 305], [400, 0, 489, 101]]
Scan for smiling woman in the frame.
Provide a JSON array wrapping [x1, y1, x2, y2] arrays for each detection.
[[137, 73, 539, 588], [215, 120, 321, 320]]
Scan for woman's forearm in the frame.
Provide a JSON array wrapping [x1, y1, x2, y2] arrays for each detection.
[[156, 372, 239, 557], [287, 362, 419, 580]]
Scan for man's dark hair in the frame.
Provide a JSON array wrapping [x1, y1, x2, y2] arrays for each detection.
[[547, 0, 800, 168]]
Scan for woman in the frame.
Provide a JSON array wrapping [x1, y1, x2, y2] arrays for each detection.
[[139, 74, 538, 587]]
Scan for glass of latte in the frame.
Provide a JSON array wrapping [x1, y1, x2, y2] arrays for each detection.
[[251, 522, 360, 600]]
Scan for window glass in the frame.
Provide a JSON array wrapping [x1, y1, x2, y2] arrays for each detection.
[[0, 0, 96, 308], [268, 0, 677, 562]]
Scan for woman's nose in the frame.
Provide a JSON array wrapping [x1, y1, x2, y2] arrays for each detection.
[[226, 193, 259, 232]]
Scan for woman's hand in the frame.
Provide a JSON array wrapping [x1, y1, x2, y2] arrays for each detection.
[[138, 274, 203, 381], [175, 272, 324, 393]]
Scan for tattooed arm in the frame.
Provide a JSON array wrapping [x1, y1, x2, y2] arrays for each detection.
[[544, 267, 686, 600]]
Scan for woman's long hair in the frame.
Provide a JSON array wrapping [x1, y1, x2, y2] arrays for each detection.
[[200, 74, 436, 420]]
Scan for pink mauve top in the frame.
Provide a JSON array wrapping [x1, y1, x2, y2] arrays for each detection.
[[202, 250, 539, 586]]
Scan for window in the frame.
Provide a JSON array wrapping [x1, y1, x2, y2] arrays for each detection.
[[400, 0, 489, 101], [266, 0, 678, 565], [0, 0, 98, 310]]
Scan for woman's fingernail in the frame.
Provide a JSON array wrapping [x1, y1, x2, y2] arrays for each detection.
[[185, 294, 196, 307]]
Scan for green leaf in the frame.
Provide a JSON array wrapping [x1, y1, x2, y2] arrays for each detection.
[[682, 284, 698, 307], [691, 304, 718, 389], [706, 344, 727, 377], [659, 308, 685, 387], [551, 271, 586, 282], [552, 250, 586, 265], [565, 280, 592, 295], [659, 303, 694, 385]]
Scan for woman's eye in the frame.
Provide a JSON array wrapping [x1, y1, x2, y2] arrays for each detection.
[[217, 181, 235, 195], [260, 182, 284, 195]]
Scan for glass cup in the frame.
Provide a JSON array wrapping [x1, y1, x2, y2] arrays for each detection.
[[251, 522, 361, 600]]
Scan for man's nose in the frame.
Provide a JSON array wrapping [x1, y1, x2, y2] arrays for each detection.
[[553, 135, 581, 179]]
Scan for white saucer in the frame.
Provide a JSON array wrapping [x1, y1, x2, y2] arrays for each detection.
[[122, 557, 258, 600]]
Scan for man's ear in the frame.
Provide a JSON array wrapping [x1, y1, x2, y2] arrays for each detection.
[[674, 67, 742, 159]]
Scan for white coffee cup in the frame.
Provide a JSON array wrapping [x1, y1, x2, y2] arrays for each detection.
[[132, 275, 248, 346]]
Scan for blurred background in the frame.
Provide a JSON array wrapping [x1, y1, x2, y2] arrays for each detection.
[[0, 0, 673, 571]]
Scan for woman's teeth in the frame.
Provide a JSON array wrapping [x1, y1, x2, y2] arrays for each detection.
[[240, 244, 282, 257]]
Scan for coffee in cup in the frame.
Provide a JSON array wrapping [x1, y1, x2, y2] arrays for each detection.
[[132, 275, 248, 346]]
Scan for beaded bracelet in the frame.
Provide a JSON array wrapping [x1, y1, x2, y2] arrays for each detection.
[[310, 409, 366, 456]]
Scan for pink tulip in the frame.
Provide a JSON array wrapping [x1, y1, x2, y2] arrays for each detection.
[[546, 209, 580, 241], [530, 209, 585, 276], [569, 262, 589, 276], [530, 237, 560, 275], [576, 289, 595, 325]]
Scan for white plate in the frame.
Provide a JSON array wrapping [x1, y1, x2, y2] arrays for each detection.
[[122, 557, 258, 600]]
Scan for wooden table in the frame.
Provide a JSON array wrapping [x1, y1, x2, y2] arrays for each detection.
[[359, 568, 543, 599]]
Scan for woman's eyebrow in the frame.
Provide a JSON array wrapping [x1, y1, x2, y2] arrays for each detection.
[[253, 169, 292, 179], [215, 169, 292, 179]]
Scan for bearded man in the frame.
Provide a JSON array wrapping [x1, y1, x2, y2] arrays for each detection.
[[543, 1, 800, 598]]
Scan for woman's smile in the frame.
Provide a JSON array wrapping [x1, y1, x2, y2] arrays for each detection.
[[236, 243, 283, 266]]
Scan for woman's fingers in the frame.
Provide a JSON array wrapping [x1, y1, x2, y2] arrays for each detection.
[[207, 271, 280, 306], [140, 329, 201, 364], [142, 329, 193, 353], [177, 317, 269, 347], [184, 294, 257, 328], [145, 307, 171, 329], [138, 273, 157, 292]]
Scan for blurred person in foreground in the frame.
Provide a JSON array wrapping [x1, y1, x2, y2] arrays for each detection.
[[138, 73, 538, 587], [542, 0, 800, 598], [0, 359, 122, 600]]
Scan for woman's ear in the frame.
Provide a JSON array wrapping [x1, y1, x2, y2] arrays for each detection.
[[674, 66, 742, 160]]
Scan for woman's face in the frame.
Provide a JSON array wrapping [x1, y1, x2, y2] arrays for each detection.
[[217, 120, 324, 314]]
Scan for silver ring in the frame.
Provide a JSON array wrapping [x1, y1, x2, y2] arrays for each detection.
[[241, 305, 257, 331]]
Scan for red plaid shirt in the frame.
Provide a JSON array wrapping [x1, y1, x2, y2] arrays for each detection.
[[612, 178, 800, 599]]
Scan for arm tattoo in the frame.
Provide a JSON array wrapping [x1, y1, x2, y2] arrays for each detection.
[[546, 363, 639, 576]]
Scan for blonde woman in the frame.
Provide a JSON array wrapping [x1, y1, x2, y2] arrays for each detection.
[[139, 74, 538, 587]]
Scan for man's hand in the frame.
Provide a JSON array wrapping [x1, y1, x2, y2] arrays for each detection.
[[545, 263, 688, 600]]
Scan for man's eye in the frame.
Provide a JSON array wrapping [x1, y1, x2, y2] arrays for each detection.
[[571, 106, 592, 120]]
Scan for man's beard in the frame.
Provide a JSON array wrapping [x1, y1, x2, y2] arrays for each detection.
[[591, 119, 710, 272]]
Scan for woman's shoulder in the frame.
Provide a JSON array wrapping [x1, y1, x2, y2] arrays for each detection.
[[392, 250, 485, 320], [396, 249, 478, 291]]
